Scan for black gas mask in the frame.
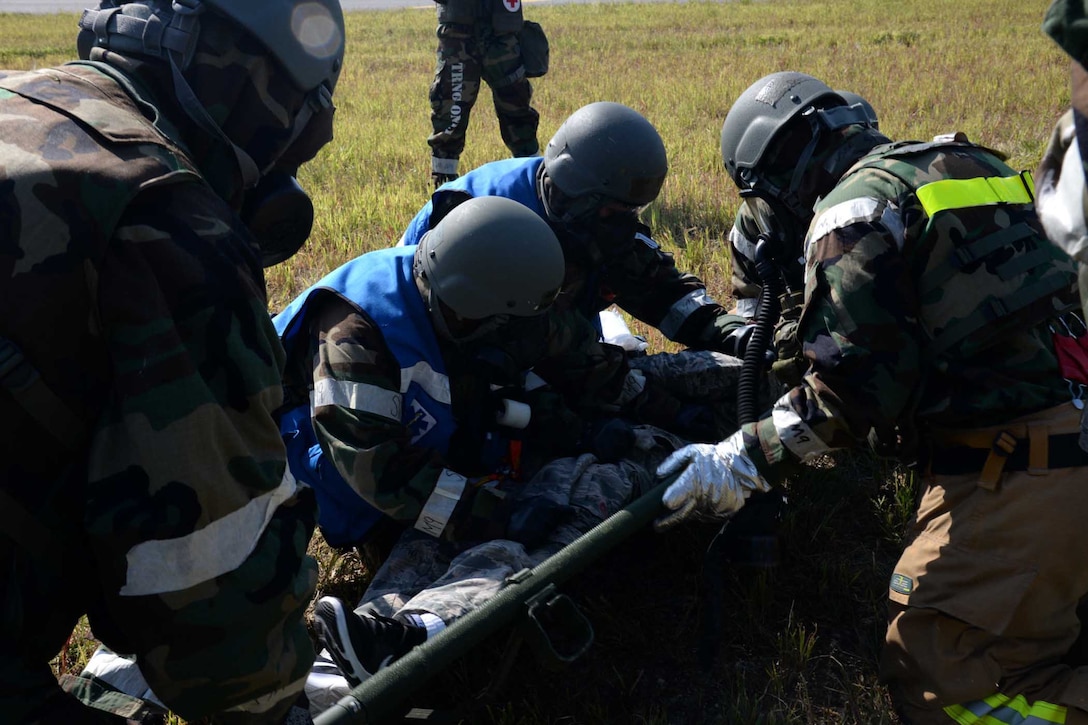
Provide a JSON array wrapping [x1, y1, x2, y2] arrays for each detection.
[[241, 170, 315, 268]]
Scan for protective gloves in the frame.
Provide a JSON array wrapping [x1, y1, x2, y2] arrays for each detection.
[[653, 430, 771, 532]]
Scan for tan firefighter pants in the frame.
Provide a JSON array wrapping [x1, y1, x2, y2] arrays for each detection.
[[880, 404, 1088, 724]]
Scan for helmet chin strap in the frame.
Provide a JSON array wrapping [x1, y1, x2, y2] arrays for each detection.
[[777, 102, 875, 219], [166, 57, 261, 188]]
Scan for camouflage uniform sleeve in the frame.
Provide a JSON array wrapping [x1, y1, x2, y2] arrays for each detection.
[[307, 297, 510, 544], [530, 308, 632, 409], [728, 202, 765, 320], [744, 186, 922, 473], [530, 307, 688, 429], [604, 224, 746, 348], [86, 184, 316, 722]]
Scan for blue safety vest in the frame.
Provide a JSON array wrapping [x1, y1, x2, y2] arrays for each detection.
[[273, 248, 459, 547], [401, 157, 546, 247]]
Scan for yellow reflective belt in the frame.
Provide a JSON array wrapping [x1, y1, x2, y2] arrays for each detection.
[[944, 692, 1068, 724], [916, 172, 1036, 217]]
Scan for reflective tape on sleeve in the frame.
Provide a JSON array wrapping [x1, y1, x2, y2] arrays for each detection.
[[659, 288, 716, 340], [313, 377, 403, 421], [120, 469, 300, 596], [770, 395, 830, 461], [400, 361, 451, 404], [413, 468, 467, 538]]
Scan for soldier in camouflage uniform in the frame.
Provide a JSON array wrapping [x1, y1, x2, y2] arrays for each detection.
[[655, 71, 1088, 725], [271, 197, 699, 698], [1038, 0, 1088, 362], [405, 102, 749, 356], [0, 0, 344, 722], [427, 0, 540, 187]]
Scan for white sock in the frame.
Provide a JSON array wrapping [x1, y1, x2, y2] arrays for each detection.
[[403, 612, 446, 639]]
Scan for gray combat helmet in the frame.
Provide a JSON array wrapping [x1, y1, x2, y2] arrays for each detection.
[[418, 197, 564, 339], [77, 0, 345, 186], [540, 102, 668, 222], [720, 72, 873, 217]]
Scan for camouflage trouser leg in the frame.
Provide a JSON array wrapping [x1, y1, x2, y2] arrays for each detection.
[[357, 428, 684, 623], [428, 24, 483, 175], [480, 28, 539, 157], [629, 349, 753, 439]]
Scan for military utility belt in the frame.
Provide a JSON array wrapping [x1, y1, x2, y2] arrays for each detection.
[[927, 404, 1088, 488]]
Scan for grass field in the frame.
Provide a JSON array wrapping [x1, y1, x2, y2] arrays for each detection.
[[1, 0, 1071, 722]]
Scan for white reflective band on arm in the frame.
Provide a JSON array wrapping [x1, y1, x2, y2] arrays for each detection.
[[771, 395, 830, 461], [414, 468, 467, 538], [401, 361, 451, 404], [313, 377, 403, 421], [729, 225, 756, 261], [660, 289, 716, 339], [736, 297, 759, 319], [120, 469, 300, 596], [809, 195, 900, 252]]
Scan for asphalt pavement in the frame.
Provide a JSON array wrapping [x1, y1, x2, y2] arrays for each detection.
[[1, 0, 694, 12]]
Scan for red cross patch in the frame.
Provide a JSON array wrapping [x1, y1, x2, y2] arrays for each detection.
[[503, 0, 521, 12]]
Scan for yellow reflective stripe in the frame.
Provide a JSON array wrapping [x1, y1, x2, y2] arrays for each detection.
[[916, 172, 1035, 216], [944, 692, 1067, 725]]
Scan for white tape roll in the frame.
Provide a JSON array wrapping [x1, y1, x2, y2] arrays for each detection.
[[495, 399, 531, 429]]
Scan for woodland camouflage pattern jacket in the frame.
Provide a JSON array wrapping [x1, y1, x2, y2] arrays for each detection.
[[738, 139, 1078, 475], [0, 62, 316, 722]]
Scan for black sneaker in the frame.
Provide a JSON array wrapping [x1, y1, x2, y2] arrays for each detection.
[[313, 597, 427, 686], [432, 172, 458, 189]]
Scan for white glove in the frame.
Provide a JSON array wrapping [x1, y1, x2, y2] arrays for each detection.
[[654, 430, 771, 532]]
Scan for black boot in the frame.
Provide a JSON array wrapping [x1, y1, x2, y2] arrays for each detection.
[[431, 172, 458, 189]]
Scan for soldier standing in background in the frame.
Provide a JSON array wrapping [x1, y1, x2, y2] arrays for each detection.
[[427, 0, 541, 188], [657, 70, 1088, 725], [0, 0, 344, 721]]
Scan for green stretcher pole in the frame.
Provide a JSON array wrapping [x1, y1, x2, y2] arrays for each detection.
[[313, 476, 673, 725]]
